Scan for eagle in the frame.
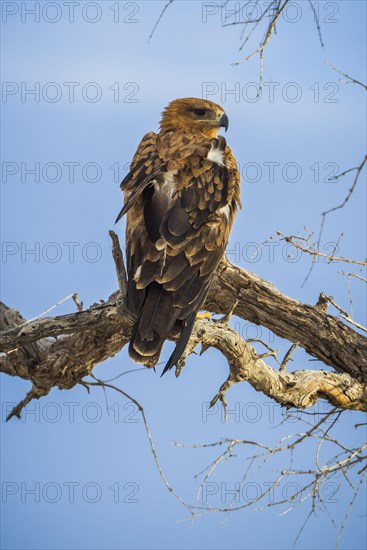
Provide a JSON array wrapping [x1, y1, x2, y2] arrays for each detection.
[[116, 98, 241, 374]]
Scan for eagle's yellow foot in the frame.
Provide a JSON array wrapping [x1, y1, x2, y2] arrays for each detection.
[[196, 311, 211, 320]]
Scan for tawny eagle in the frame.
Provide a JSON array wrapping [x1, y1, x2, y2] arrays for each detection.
[[116, 98, 240, 374]]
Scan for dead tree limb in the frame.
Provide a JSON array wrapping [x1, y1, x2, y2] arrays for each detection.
[[2, 257, 367, 385], [1, 231, 367, 419]]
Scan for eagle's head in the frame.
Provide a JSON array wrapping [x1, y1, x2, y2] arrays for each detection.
[[160, 97, 229, 138]]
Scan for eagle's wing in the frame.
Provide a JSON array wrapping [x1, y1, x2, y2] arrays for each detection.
[[115, 132, 163, 223], [119, 131, 240, 371]]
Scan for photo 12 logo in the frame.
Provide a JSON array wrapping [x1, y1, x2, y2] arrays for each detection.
[[200, 480, 339, 505], [1, 161, 131, 184], [1, 481, 140, 504], [202, 81, 339, 104], [1, 82, 139, 103], [1, 2, 140, 24], [201, 2, 340, 25], [1, 400, 141, 423], [1, 241, 104, 264]]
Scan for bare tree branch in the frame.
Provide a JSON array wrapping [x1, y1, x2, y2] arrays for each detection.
[[2, 254, 367, 418], [233, 0, 289, 92], [1, 251, 367, 420], [205, 261, 367, 382], [177, 316, 367, 413], [1, 259, 366, 374], [173, 409, 366, 548], [276, 230, 366, 267]]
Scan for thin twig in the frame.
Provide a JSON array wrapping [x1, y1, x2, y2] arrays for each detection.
[[87, 375, 194, 516], [302, 155, 367, 287], [323, 155, 367, 216], [233, 0, 289, 94], [327, 62, 367, 91], [308, 1, 324, 48], [339, 272, 367, 284], [324, 295, 367, 334], [277, 231, 366, 266], [1, 293, 76, 336], [334, 471, 366, 549], [280, 342, 299, 371], [148, 0, 174, 43], [317, 155, 367, 264]]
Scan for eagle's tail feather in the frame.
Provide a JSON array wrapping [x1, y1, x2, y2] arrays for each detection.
[[128, 283, 176, 367], [128, 337, 162, 367], [161, 312, 196, 376]]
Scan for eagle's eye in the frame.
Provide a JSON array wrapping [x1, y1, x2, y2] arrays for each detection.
[[193, 108, 206, 117]]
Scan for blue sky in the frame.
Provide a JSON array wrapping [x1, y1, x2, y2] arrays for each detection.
[[1, 1, 366, 549]]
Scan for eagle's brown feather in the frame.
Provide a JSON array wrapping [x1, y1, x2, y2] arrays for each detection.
[[116, 98, 241, 373]]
